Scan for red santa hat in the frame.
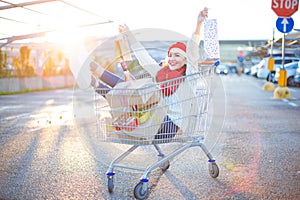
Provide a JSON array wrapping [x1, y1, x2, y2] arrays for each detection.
[[168, 42, 186, 57]]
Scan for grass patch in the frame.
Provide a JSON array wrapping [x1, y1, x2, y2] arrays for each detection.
[[0, 86, 74, 95]]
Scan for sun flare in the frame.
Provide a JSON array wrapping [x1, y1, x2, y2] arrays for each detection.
[[45, 27, 86, 46]]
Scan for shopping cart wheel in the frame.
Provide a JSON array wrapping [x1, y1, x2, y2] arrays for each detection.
[[159, 160, 170, 172], [107, 176, 114, 193], [208, 162, 219, 178], [134, 182, 149, 200]]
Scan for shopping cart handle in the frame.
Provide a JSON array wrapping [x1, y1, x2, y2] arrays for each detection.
[[214, 61, 220, 66], [198, 60, 220, 66]]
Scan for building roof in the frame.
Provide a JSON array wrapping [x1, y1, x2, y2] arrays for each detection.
[[263, 31, 300, 50], [0, 0, 113, 47]]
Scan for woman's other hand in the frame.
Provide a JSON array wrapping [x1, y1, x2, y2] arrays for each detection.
[[119, 24, 130, 34], [119, 24, 136, 43]]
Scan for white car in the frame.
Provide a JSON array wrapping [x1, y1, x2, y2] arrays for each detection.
[[256, 57, 300, 82], [250, 62, 261, 77], [215, 64, 229, 75]]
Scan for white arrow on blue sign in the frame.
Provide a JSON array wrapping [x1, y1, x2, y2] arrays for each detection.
[[276, 17, 294, 33]]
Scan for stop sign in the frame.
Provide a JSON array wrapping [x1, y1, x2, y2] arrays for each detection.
[[271, 0, 299, 17]]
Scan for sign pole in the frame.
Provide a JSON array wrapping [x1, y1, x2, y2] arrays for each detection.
[[281, 33, 285, 71], [278, 33, 288, 87], [271, 27, 274, 56]]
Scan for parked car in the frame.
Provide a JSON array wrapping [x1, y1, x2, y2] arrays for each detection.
[[227, 64, 238, 74], [243, 63, 253, 75], [215, 64, 229, 75], [244, 66, 251, 75], [256, 56, 300, 82], [274, 61, 299, 86], [293, 61, 300, 87], [246, 59, 260, 75], [250, 61, 262, 77]]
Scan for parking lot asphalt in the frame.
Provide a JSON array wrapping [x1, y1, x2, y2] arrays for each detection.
[[0, 74, 299, 199]]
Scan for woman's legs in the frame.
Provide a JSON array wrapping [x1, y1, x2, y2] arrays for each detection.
[[90, 61, 124, 87]]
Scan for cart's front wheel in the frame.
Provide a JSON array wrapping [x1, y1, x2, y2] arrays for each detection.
[[208, 162, 219, 178], [134, 182, 149, 200], [107, 176, 114, 193]]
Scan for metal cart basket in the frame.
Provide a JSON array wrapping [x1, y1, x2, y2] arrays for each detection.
[[94, 61, 219, 199]]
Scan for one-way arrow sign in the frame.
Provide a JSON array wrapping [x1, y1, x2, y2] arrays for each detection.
[[276, 17, 294, 33]]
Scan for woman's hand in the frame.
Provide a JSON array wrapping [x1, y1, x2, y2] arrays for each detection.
[[198, 7, 208, 23], [195, 7, 208, 34]]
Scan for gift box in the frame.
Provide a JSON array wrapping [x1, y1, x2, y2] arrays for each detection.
[[104, 78, 166, 139], [105, 78, 160, 114]]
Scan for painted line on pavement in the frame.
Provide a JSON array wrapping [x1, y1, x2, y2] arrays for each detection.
[[281, 98, 298, 107], [0, 113, 32, 122]]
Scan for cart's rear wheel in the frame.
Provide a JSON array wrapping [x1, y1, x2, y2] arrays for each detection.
[[209, 162, 219, 178], [159, 160, 170, 171], [134, 182, 149, 200], [107, 176, 114, 193]]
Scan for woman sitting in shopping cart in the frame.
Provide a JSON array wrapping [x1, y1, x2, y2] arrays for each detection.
[[91, 8, 208, 139], [118, 8, 208, 140]]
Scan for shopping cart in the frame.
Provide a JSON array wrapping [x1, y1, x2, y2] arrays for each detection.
[[94, 61, 220, 199]]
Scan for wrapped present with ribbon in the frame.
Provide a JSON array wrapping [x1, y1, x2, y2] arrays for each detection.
[[105, 78, 167, 139]]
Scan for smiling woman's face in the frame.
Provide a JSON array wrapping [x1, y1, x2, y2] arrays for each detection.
[[168, 51, 187, 70]]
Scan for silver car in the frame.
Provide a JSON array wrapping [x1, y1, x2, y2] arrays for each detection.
[[275, 61, 300, 86]]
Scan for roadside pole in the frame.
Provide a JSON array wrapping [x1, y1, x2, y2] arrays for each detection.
[[263, 28, 275, 92]]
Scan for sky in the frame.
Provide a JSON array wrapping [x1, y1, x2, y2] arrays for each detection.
[[69, 0, 300, 41], [1, 0, 300, 43]]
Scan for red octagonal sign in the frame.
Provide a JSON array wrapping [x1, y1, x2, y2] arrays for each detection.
[[272, 0, 299, 17]]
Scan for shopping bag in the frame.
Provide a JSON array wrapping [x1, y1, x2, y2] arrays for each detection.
[[114, 38, 132, 62], [203, 19, 220, 60]]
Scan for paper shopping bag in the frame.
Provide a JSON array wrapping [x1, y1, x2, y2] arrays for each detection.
[[114, 38, 132, 62]]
